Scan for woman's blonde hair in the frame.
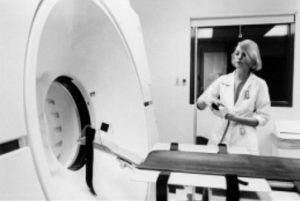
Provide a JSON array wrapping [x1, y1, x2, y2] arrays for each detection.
[[232, 39, 262, 71]]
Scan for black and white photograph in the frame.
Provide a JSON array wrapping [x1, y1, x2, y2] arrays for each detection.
[[1, 0, 300, 200]]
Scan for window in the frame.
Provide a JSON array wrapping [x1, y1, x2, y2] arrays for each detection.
[[190, 15, 295, 107]]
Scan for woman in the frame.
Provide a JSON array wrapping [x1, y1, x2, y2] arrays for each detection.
[[197, 39, 270, 155]]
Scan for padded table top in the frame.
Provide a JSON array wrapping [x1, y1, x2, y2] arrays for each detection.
[[137, 151, 300, 182]]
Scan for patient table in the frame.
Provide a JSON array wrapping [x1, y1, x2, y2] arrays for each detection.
[[130, 143, 300, 201]]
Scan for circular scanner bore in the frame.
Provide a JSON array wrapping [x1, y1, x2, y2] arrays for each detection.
[[43, 76, 90, 170]]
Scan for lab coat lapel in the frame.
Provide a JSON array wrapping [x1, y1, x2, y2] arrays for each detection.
[[224, 72, 234, 111], [235, 73, 254, 107]]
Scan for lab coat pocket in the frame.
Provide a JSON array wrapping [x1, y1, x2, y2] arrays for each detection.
[[230, 126, 255, 146], [244, 127, 259, 154]]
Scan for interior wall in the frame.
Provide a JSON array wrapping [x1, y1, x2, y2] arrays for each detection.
[[130, 0, 300, 154], [130, 0, 192, 143]]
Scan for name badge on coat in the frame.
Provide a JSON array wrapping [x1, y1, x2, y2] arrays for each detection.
[[244, 90, 250, 99]]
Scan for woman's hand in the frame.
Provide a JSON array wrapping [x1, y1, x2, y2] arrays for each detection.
[[209, 98, 223, 107], [197, 100, 207, 110], [197, 98, 222, 111], [224, 113, 236, 121]]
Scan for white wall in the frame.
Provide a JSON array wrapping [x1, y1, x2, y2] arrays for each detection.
[[130, 0, 193, 143], [131, 0, 300, 155]]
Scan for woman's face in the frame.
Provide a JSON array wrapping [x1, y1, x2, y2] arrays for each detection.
[[232, 45, 252, 71]]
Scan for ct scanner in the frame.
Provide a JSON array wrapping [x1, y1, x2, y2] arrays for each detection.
[[0, 0, 158, 200]]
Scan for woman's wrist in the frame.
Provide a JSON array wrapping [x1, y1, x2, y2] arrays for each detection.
[[225, 113, 229, 119], [225, 113, 235, 120]]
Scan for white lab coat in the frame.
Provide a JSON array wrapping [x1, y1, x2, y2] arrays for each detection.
[[198, 71, 271, 154]]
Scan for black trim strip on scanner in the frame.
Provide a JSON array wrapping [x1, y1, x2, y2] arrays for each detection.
[[55, 76, 91, 171], [0, 140, 20, 155], [144, 101, 153, 107], [85, 126, 96, 195], [100, 122, 109, 132]]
